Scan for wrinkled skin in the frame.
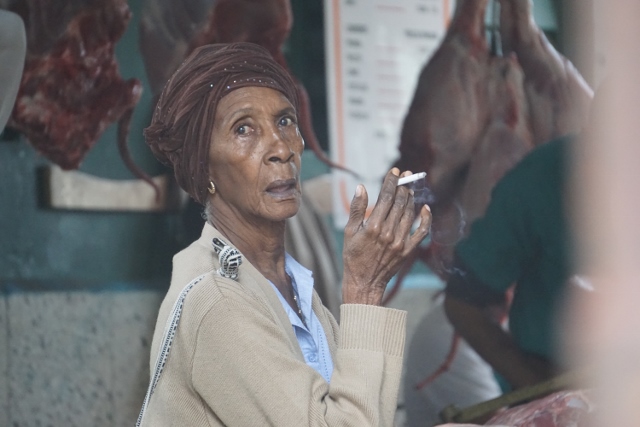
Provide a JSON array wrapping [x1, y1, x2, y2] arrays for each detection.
[[207, 87, 303, 232], [342, 169, 432, 306], [204, 87, 433, 309]]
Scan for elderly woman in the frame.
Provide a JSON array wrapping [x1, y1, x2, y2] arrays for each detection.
[[137, 42, 431, 426]]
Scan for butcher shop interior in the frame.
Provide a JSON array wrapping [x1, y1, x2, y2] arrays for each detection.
[[1, 0, 639, 426]]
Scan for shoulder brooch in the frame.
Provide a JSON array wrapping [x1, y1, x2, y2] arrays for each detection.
[[211, 237, 243, 280]]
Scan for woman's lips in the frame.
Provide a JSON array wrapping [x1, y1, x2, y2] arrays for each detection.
[[265, 178, 297, 196]]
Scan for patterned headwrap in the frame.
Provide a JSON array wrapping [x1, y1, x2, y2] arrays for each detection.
[[144, 42, 300, 205]]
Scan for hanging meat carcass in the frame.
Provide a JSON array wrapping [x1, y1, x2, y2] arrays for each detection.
[[498, 0, 594, 145], [139, 0, 349, 173], [394, 0, 593, 279], [431, 53, 534, 272], [395, 0, 492, 207], [2, 0, 152, 186], [139, 0, 291, 96], [394, 0, 535, 277], [458, 53, 533, 233], [138, 0, 212, 97]]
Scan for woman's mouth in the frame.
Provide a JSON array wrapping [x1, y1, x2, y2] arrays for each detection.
[[265, 179, 298, 197]]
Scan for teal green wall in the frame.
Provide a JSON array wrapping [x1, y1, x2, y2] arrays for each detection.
[[287, 0, 329, 151], [0, 0, 179, 285]]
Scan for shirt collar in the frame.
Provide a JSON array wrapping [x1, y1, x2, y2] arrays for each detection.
[[284, 253, 314, 325]]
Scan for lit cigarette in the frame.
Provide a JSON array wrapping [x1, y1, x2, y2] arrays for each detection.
[[397, 172, 426, 186]]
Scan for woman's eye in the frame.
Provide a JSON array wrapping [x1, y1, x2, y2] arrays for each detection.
[[236, 124, 248, 135], [279, 116, 295, 127]]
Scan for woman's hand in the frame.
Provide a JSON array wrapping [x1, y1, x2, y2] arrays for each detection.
[[342, 168, 432, 305]]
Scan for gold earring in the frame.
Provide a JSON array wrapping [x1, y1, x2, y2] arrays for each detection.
[[208, 181, 216, 195]]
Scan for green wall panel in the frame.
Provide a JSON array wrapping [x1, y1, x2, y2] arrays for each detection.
[[0, 0, 178, 285]]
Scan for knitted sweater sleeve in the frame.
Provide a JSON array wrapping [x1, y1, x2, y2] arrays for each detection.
[[192, 301, 406, 427]]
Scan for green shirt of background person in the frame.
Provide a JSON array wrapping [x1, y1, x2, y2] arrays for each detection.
[[445, 135, 574, 391]]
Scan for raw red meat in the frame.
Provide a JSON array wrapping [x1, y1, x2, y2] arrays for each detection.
[[3, 0, 147, 179], [498, 0, 593, 145], [458, 54, 533, 229], [487, 390, 594, 426], [395, 0, 492, 206], [394, 0, 536, 277], [394, 0, 593, 279], [435, 390, 594, 427], [394, 0, 495, 276], [429, 52, 534, 273]]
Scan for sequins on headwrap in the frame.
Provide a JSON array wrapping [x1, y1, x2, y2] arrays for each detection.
[[144, 43, 300, 205]]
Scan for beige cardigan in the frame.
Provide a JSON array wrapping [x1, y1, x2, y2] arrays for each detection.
[[140, 223, 407, 426]]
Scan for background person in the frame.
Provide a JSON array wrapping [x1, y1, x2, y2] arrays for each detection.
[[444, 135, 575, 391]]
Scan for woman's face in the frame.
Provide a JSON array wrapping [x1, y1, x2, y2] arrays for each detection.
[[208, 86, 303, 224]]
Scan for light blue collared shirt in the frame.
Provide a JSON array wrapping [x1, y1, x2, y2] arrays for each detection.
[[268, 253, 334, 383]]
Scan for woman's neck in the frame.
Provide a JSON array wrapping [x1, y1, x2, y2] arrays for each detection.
[[207, 207, 288, 286], [207, 204, 304, 317]]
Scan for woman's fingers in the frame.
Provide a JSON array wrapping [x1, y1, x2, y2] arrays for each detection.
[[405, 204, 432, 253], [391, 189, 418, 250], [344, 184, 368, 237], [379, 176, 413, 242], [367, 168, 400, 226], [345, 168, 431, 254], [341, 171, 432, 306]]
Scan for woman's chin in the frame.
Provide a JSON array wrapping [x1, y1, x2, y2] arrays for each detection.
[[266, 197, 301, 221]]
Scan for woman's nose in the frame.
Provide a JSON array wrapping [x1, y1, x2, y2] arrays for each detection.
[[266, 132, 297, 163]]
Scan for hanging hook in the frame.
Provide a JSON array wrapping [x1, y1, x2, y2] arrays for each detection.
[[489, 0, 503, 57]]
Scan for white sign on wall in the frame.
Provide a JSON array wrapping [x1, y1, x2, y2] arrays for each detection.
[[324, 0, 453, 227]]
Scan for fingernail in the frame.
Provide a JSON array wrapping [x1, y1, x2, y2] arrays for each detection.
[[391, 168, 400, 176], [425, 204, 431, 212], [355, 184, 363, 197], [409, 189, 414, 196]]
